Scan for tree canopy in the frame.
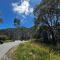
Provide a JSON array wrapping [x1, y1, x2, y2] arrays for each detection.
[[34, 0, 60, 45], [14, 18, 21, 28]]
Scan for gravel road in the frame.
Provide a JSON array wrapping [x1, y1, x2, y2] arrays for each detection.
[[0, 41, 25, 60]]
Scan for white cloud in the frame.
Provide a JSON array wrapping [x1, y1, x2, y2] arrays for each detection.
[[12, 0, 33, 15]]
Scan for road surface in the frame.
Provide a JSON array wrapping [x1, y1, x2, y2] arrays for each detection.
[[0, 41, 25, 60]]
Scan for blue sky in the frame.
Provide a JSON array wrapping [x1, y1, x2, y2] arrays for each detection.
[[0, 0, 41, 29]]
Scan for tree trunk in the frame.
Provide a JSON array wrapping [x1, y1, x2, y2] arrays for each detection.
[[50, 30, 56, 45]]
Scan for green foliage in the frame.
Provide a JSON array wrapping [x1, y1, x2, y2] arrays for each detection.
[[3, 36, 12, 42], [14, 18, 21, 28], [33, 0, 60, 45], [11, 41, 60, 60]]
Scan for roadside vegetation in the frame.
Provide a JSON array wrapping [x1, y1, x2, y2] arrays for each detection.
[[10, 41, 60, 60], [0, 0, 60, 60]]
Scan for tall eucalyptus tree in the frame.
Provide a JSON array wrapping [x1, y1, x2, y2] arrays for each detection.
[[14, 18, 21, 40], [34, 0, 60, 45]]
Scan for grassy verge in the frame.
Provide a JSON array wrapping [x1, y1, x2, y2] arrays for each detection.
[[11, 41, 60, 60]]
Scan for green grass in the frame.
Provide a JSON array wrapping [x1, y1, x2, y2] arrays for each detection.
[[11, 41, 60, 60]]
